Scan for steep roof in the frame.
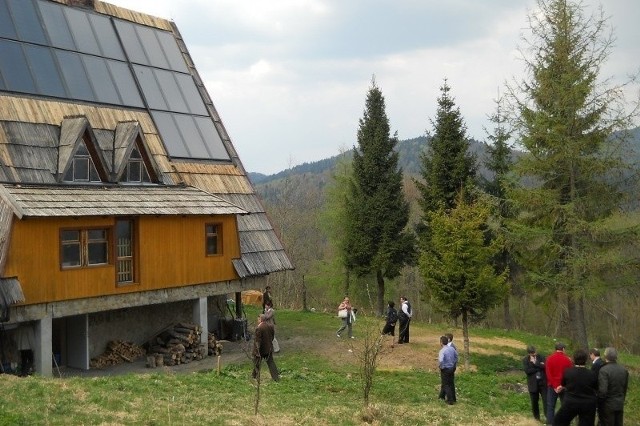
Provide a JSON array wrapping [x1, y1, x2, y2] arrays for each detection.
[[0, 0, 293, 277]]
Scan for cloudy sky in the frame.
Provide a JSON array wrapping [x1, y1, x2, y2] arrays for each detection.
[[106, 0, 640, 175]]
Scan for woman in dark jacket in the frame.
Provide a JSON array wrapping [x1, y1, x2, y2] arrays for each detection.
[[553, 348, 598, 426], [381, 301, 397, 336]]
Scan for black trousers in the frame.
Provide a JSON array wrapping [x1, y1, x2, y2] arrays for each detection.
[[528, 384, 547, 420], [439, 367, 456, 403], [553, 398, 596, 426], [398, 318, 410, 343]]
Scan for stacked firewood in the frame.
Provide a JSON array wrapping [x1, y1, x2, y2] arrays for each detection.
[[90, 340, 146, 369], [145, 323, 222, 368]]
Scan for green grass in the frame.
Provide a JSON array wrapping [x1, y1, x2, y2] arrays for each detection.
[[0, 307, 637, 425]]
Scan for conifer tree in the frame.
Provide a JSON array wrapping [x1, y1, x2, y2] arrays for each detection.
[[482, 97, 520, 330], [509, 0, 640, 347], [344, 79, 415, 314], [415, 80, 478, 318], [420, 191, 508, 369], [416, 79, 476, 220]]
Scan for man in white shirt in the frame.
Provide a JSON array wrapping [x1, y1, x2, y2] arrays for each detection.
[[397, 296, 412, 344]]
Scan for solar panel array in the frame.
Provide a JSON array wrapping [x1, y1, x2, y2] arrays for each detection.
[[0, 0, 230, 162]]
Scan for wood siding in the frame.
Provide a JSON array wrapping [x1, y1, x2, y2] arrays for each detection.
[[4, 215, 240, 305]]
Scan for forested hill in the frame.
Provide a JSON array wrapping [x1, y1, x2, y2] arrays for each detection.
[[248, 128, 640, 186], [248, 136, 488, 185]]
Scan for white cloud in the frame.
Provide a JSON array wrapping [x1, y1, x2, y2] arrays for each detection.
[[105, 0, 640, 174]]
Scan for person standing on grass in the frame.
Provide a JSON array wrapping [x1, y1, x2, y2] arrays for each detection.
[[552, 348, 597, 426], [523, 345, 547, 422], [336, 296, 354, 338], [261, 286, 273, 313], [252, 314, 279, 382], [263, 300, 280, 353], [397, 296, 412, 344], [598, 347, 629, 426], [381, 300, 398, 336], [438, 335, 457, 404], [590, 347, 605, 425], [545, 342, 573, 425]]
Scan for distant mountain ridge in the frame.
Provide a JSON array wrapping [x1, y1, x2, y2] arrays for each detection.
[[249, 136, 465, 184], [249, 128, 640, 185]]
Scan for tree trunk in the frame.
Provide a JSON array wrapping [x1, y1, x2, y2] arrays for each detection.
[[568, 293, 589, 349], [344, 269, 350, 296], [376, 269, 385, 316], [462, 310, 470, 371], [301, 274, 307, 311], [503, 297, 512, 331]]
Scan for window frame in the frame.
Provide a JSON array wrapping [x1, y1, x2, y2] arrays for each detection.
[[205, 223, 222, 256], [60, 226, 110, 269], [115, 218, 136, 286]]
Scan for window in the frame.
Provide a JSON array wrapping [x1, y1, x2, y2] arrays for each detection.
[[205, 224, 222, 256], [119, 146, 151, 183], [115, 219, 134, 284], [63, 142, 101, 182], [61, 228, 108, 268]]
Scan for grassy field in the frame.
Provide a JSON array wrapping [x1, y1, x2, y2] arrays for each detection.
[[0, 306, 637, 425]]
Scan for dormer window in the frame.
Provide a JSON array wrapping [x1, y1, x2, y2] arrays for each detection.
[[63, 143, 101, 182], [119, 146, 152, 183]]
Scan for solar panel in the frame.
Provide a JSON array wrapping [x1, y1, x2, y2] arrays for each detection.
[[0, 0, 231, 162]]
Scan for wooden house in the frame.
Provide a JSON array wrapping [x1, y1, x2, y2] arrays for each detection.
[[0, 0, 292, 376]]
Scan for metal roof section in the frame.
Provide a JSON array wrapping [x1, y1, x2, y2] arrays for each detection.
[[0, 184, 248, 218]]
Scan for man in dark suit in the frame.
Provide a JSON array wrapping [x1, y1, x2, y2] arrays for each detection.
[[252, 314, 279, 381], [523, 345, 547, 422], [598, 347, 629, 426], [590, 348, 605, 425]]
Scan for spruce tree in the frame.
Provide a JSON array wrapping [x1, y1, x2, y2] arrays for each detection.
[[416, 79, 477, 220], [509, 0, 640, 347], [343, 79, 415, 314]]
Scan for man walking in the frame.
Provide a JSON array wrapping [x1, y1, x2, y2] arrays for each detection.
[[598, 347, 629, 426], [252, 314, 279, 382], [397, 296, 412, 344], [545, 342, 572, 425], [438, 335, 457, 405]]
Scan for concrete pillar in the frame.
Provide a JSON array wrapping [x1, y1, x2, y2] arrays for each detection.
[[192, 297, 208, 348], [34, 315, 53, 377]]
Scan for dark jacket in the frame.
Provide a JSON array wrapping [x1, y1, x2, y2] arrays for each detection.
[[253, 322, 275, 358], [523, 353, 547, 392], [591, 357, 604, 377], [598, 362, 629, 411], [561, 366, 598, 403]]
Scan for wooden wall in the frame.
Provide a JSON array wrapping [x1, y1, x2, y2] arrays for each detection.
[[4, 215, 240, 305]]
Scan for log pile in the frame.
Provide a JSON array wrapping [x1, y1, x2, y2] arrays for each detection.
[[145, 323, 223, 368], [89, 340, 146, 369]]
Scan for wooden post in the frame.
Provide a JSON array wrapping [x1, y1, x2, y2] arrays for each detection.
[[217, 355, 221, 374]]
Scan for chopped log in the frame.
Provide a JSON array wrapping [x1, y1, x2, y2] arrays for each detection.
[[146, 356, 156, 368]]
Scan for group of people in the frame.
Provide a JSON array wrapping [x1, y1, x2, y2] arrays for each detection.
[[335, 295, 414, 343], [383, 296, 413, 344], [523, 342, 629, 425]]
